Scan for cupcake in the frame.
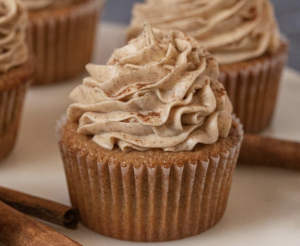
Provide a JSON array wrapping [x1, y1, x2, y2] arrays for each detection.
[[127, 0, 289, 133], [22, 0, 105, 86], [57, 24, 243, 242], [0, 0, 35, 162]]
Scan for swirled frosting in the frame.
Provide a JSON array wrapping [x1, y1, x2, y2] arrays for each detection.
[[128, 0, 281, 65], [21, 0, 82, 10], [0, 0, 28, 73], [67, 24, 233, 152]]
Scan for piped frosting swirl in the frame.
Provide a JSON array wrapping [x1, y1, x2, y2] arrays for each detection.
[[0, 0, 28, 73], [128, 0, 281, 64], [68, 24, 233, 152]]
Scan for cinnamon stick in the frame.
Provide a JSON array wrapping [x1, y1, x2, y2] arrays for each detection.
[[239, 134, 300, 170], [0, 201, 82, 246], [0, 186, 79, 229]]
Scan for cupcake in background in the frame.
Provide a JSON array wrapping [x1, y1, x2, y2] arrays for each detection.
[[0, 0, 35, 162], [22, 0, 105, 86], [128, 0, 289, 133], [57, 23, 243, 242]]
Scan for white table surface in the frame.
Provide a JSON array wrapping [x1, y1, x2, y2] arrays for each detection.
[[1, 22, 300, 246]]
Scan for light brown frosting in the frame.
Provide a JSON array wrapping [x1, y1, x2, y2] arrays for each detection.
[[0, 0, 28, 73], [68, 24, 233, 152], [21, 0, 81, 10], [128, 0, 281, 65]]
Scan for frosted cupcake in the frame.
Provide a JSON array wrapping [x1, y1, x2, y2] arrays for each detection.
[[128, 0, 289, 133], [0, 0, 35, 162], [22, 0, 105, 85], [57, 24, 243, 242]]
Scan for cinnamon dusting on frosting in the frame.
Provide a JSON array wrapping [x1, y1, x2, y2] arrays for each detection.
[[128, 0, 281, 65], [137, 112, 161, 123], [67, 23, 233, 152]]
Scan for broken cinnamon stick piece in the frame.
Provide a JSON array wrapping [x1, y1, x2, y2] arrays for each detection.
[[239, 134, 300, 170], [0, 186, 79, 229], [0, 201, 82, 246]]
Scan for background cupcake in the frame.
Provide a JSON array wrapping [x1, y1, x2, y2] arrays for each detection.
[[127, 0, 289, 133], [22, 0, 105, 85], [57, 24, 243, 242], [0, 0, 35, 162]]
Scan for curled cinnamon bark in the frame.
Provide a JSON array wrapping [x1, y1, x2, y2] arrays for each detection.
[[239, 134, 300, 170], [0, 186, 79, 229], [0, 201, 82, 246]]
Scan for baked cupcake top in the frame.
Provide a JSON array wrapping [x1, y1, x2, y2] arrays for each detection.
[[67, 23, 233, 152], [128, 0, 281, 65], [20, 0, 82, 10], [0, 0, 28, 73]]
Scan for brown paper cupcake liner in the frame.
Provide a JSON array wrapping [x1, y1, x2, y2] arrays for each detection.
[[0, 56, 35, 162], [57, 116, 243, 242], [0, 82, 29, 161], [219, 41, 289, 133], [27, 0, 105, 86]]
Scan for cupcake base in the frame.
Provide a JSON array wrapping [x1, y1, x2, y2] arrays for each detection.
[[0, 56, 35, 162], [57, 117, 243, 242], [219, 40, 289, 133], [27, 0, 105, 86]]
